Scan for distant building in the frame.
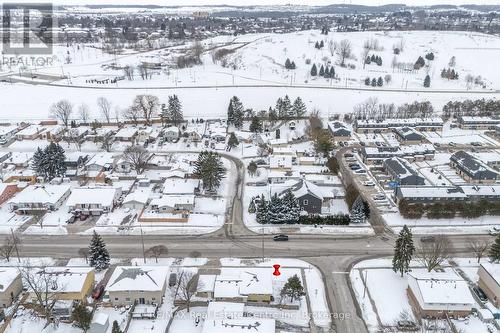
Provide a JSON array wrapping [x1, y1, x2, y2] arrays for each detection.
[[66, 187, 121, 216], [393, 127, 425, 144], [450, 151, 498, 184], [383, 157, 426, 186], [353, 117, 443, 133], [394, 184, 500, 204], [8, 184, 71, 213], [327, 121, 351, 140], [361, 145, 435, 165], [457, 116, 500, 130]]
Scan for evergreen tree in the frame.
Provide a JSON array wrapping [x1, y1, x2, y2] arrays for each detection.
[[349, 196, 366, 223], [193, 151, 227, 192], [231, 96, 244, 129], [282, 95, 292, 117], [71, 303, 92, 332], [329, 67, 335, 78], [31, 147, 44, 176], [377, 76, 383, 87], [424, 75, 431, 88], [314, 41, 320, 49], [228, 132, 239, 148], [290, 61, 296, 69], [167, 94, 183, 126], [365, 56, 371, 65], [285, 58, 291, 69], [392, 225, 415, 277], [275, 97, 284, 118], [248, 200, 256, 213], [371, 78, 377, 87], [255, 195, 268, 224], [280, 274, 306, 302], [267, 193, 285, 224], [370, 54, 376, 62], [227, 99, 235, 125], [310, 64, 317, 76], [319, 65, 325, 77], [292, 97, 307, 117], [281, 190, 300, 223], [88, 231, 110, 270], [268, 107, 278, 125], [32, 143, 67, 181], [376, 56, 382, 66], [249, 116, 263, 133], [247, 161, 258, 177], [323, 66, 330, 78], [319, 40, 324, 48], [364, 77, 371, 86], [112, 321, 123, 333], [489, 234, 500, 262], [441, 68, 447, 78]]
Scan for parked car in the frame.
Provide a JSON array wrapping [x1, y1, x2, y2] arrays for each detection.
[[372, 194, 386, 201], [355, 169, 367, 174], [273, 234, 289, 241], [363, 181, 375, 186], [350, 165, 361, 171], [344, 153, 354, 158], [489, 227, 500, 236], [473, 286, 488, 302], [169, 273, 178, 287], [471, 142, 482, 147], [420, 236, 435, 243]]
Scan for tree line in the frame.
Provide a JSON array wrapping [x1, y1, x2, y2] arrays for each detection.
[[442, 98, 500, 118], [399, 199, 500, 219]]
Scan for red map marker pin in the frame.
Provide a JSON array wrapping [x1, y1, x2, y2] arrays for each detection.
[[273, 264, 281, 276]]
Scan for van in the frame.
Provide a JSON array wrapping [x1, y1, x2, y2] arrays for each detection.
[[169, 273, 177, 287]]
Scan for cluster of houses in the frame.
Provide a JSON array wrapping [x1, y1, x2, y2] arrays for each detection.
[[406, 263, 500, 321]]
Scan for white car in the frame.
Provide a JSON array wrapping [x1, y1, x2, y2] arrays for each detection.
[[363, 181, 375, 187], [372, 194, 386, 201], [489, 227, 500, 236]]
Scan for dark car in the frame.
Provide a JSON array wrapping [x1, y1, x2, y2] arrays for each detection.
[[344, 153, 354, 158], [273, 234, 289, 241], [92, 284, 105, 300], [350, 165, 361, 171], [473, 286, 488, 302], [169, 273, 178, 287], [420, 236, 435, 243]]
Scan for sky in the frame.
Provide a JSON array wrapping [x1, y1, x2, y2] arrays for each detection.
[[6, 0, 500, 7]]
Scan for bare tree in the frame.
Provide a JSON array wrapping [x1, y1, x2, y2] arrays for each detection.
[[122, 105, 141, 125], [191, 40, 204, 63], [78, 248, 89, 264], [468, 239, 490, 263], [361, 47, 370, 69], [131, 94, 159, 125], [177, 271, 201, 313], [137, 64, 150, 80], [123, 65, 135, 81], [328, 39, 336, 57], [99, 134, 114, 152], [417, 235, 452, 272], [335, 39, 352, 67], [123, 145, 152, 174], [78, 103, 90, 124], [146, 245, 168, 263], [50, 99, 73, 127], [0, 233, 21, 262], [19, 266, 65, 325], [64, 128, 83, 151], [97, 97, 112, 124]]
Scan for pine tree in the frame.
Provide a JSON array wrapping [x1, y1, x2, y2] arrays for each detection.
[[267, 193, 285, 224], [392, 225, 415, 277], [89, 231, 110, 270], [34, 142, 67, 181], [281, 190, 300, 223], [292, 97, 307, 117], [194, 151, 227, 192], [323, 66, 330, 78], [71, 303, 92, 332], [349, 196, 366, 223], [489, 234, 500, 262], [314, 41, 319, 49], [371, 78, 377, 87], [248, 200, 256, 213], [231, 96, 244, 129], [31, 147, 44, 175], [365, 56, 371, 65], [377, 76, 383, 87], [310, 64, 317, 76], [249, 116, 263, 133], [228, 132, 239, 148], [364, 77, 371, 86], [290, 61, 296, 69], [275, 97, 285, 119], [280, 274, 306, 302], [167, 94, 183, 126], [112, 321, 123, 333], [424, 75, 431, 88], [227, 99, 235, 125], [319, 40, 324, 48], [282, 95, 292, 118], [285, 58, 291, 69], [255, 195, 268, 224], [329, 66, 335, 78], [319, 65, 325, 77], [441, 68, 447, 78], [268, 107, 278, 125]]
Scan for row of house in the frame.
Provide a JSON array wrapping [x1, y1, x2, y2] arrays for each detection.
[[450, 151, 499, 184], [361, 145, 436, 165], [394, 184, 500, 204], [457, 116, 500, 130], [353, 117, 444, 133]]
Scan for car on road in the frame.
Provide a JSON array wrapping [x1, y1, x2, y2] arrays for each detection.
[[363, 181, 376, 186], [489, 227, 500, 236], [473, 286, 488, 302], [350, 165, 361, 171], [371, 194, 386, 201], [273, 234, 289, 241], [354, 169, 367, 174], [344, 153, 354, 158], [420, 236, 435, 243], [449, 142, 456, 147], [471, 142, 482, 147]]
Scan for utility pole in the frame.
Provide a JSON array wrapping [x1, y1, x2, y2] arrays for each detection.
[[261, 227, 265, 262], [140, 228, 146, 263], [11, 228, 20, 263]]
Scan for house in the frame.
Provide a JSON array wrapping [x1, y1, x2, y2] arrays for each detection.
[[64, 152, 90, 169], [8, 184, 71, 213], [269, 155, 293, 171], [267, 170, 301, 184], [0, 183, 18, 205], [196, 275, 216, 299], [122, 190, 150, 210], [0, 125, 19, 144], [393, 127, 425, 144], [327, 121, 351, 140], [66, 187, 122, 215], [457, 116, 500, 130], [361, 145, 435, 165], [213, 268, 273, 303], [450, 151, 498, 184], [85, 153, 116, 181], [4, 152, 33, 168], [285, 179, 324, 214], [162, 178, 200, 195], [106, 266, 169, 307], [28, 267, 95, 302], [42, 125, 65, 141], [478, 263, 500, 307], [114, 127, 138, 142], [394, 185, 500, 204], [15, 125, 46, 140], [149, 195, 195, 213], [353, 117, 443, 133], [61, 126, 90, 142], [0, 268, 23, 308], [164, 126, 180, 142], [89, 313, 109, 333], [383, 157, 426, 186], [0, 151, 12, 164], [407, 270, 475, 318]]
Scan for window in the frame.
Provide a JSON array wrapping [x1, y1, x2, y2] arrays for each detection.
[[303, 199, 308, 206]]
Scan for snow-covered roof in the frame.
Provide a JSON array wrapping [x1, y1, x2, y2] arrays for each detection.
[[398, 186, 467, 199], [16, 125, 45, 136], [198, 275, 216, 293], [206, 301, 244, 320], [114, 127, 138, 138], [214, 268, 273, 299], [161, 170, 186, 179], [408, 270, 475, 309], [201, 318, 275, 333], [269, 155, 292, 169], [86, 153, 115, 168], [66, 187, 119, 207], [165, 126, 180, 134], [106, 266, 168, 292], [91, 312, 109, 326], [5, 152, 33, 165], [288, 179, 324, 200], [480, 263, 500, 286], [33, 267, 94, 294], [162, 178, 200, 195], [65, 152, 90, 163], [0, 125, 19, 136], [0, 267, 20, 292], [150, 195, 195, 208], [9, 184, 71, 205], [458, 116, 500, 124], [123, 190, 150, 205]]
